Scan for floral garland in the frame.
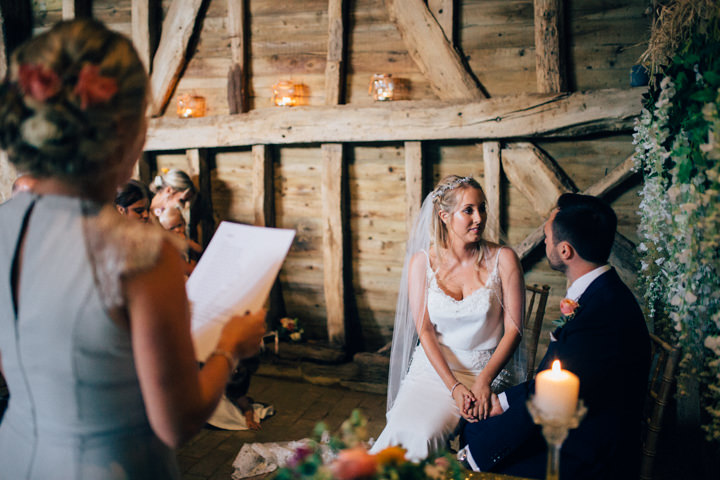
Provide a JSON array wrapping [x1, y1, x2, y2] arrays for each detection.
[[633, 21, 720, 440]]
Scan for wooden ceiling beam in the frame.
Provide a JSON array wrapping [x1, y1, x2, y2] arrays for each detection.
[[149, 0, 204, 116], [227, 0, 248, 114], [131, 0, 159, 73], [144, 88, 641, 151], [62, 0, 92, 19], [534, 0, 566, 93]]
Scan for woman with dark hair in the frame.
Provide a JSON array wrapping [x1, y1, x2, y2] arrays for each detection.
[[115, 179, 151, 222], [0, 19, 265, 479]]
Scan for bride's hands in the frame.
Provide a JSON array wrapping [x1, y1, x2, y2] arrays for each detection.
[[470, 380, 493, 420], [451, 384, 477, 422]]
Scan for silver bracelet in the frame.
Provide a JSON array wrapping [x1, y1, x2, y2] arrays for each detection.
[[450, 381, 462, 396], [207, 349, 239, 372]]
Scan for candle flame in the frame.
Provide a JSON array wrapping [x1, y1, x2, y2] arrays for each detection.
[[551, 360, 562, 372]]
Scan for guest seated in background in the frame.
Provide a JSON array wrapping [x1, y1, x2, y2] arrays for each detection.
[[370, 175, 527, 461], [115, 179, 151, 223], [459, 194, 650, 480], [11, 174, 37, 195], [158, 204, 203, 275], [0, 19, 266, 479], [150, 168, 196, 218]]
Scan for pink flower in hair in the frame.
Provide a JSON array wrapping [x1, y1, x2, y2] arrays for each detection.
[[73, 64, 118, 109], [18, 64, 62, 102]]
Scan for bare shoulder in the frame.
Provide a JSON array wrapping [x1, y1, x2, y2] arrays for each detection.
[[489, 243, 522, 275]]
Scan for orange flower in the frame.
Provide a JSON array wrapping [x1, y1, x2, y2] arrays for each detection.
[[330, 447, 377, 480], [559, 298, 579, 316], [73, 64, 118, 109], [18, 64, 61, 102], [373, 446, 407, 466]]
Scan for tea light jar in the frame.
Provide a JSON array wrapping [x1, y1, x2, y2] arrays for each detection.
[[369, 73, 395, 101], [176, 94, 206, 118], [272, 81, 309, 107]]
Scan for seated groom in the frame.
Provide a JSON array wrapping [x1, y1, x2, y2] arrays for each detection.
[[459, 193, 650, 480]]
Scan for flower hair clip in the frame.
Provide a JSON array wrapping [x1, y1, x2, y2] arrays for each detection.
[[16, 62, 117, 109], [431, 176, 473, 200]]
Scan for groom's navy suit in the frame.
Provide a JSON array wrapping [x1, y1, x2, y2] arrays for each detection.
[[462, 268, 650, 480]]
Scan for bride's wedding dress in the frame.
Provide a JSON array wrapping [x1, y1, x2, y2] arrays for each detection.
[[370, 248, 517, 461]]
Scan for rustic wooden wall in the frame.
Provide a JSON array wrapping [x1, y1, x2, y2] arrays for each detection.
[[19, 0, 649, 352]]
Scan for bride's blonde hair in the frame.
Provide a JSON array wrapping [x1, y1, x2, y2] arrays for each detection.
[[431, 174, 487, 264]]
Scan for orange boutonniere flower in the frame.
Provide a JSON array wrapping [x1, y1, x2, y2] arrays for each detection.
[[18, 64, 62, 102], [373, 446, 407, 466], [553, 298, 580, 328], [73, 64, 118, 109]]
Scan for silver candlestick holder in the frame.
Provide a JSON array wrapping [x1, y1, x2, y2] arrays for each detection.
[[526, 396, 587, 480]]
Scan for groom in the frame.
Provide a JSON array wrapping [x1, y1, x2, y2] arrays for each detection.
[[459, 193, 650, 480]]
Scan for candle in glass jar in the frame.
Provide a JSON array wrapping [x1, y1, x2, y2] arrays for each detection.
[[534, 360, 579, 420]]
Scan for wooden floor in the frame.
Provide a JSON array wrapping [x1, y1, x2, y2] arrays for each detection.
[[177, 374, 387, 480]]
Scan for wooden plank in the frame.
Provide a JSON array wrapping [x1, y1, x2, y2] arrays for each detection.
[[321, 143, 345, 346], [427, 0, 454, 42], [252, 144, 273, 227], [482, 141, 501, 243], [325, 0, 345, 105], [144, 88, 642, 150], [62, 0, 92, 19], [149, 0, 204, 116], [501, 141, 577, 218], [131, 0, 157, 72], [387, 0, 484, 101], [184, 149, 200, 180], [534, 0, 566, 93], [404, 141, 423, 235], [227, 0, 248, 113]]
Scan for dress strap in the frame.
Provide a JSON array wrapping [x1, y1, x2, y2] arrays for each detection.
[[489, 246, 503, 281], [421, 249, 434, 281]]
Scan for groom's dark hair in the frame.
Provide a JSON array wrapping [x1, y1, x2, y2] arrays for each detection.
[[552, 193, 617, 264]]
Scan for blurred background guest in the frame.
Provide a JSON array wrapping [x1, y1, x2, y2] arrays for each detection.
[[115, 179, 151, 222], [11, 174, 37, 195], [150, 168, 196, 218]]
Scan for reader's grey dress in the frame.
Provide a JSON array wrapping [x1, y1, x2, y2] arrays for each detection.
[[0, 193, 180, 479]]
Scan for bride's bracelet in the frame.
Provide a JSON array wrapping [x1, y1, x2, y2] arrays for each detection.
[[450, 381, 462, 396]]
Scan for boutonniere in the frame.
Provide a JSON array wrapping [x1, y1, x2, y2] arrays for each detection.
[[552, 298, 580, 329]]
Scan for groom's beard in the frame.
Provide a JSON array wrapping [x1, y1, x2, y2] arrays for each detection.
[[547, 250, 567, 274]]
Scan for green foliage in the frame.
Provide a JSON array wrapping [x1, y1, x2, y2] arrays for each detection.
[[634, 12, 720, 441]]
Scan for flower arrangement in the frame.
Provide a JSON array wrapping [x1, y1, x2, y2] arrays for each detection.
[[272, 410, 467, 480], [634, 0, 720, 441], [552, 298, 580, 329], [279, 317, 304, 342]]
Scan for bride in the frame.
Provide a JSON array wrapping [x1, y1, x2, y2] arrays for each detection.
[[370, 175, 526, 461]]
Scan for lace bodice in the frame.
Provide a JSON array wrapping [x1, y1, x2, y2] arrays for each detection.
[[425, 249, 504, 352]]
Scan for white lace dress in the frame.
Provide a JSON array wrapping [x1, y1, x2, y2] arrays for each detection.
[[369, 249, 515, 461]]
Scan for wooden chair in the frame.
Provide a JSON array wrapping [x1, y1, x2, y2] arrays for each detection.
[[524, 284, 551, 381], [640, 333, 680, 480]]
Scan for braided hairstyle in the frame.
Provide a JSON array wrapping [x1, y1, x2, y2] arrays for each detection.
[[0, 19, 148, 199]]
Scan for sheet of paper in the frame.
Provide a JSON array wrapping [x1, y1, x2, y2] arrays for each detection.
[[186, 221, 295, 361]]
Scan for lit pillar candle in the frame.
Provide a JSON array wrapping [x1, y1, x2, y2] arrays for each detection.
[[534, 360, 580, 420]]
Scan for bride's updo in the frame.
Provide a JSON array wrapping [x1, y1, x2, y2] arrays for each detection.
[[0, 19, 148, 195], [431, 174, 486, 250]]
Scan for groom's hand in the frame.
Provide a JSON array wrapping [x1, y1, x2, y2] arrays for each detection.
[[488, 393, 504, 417]]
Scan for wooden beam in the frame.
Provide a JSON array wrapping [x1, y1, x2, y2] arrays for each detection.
[[534, 0, 566, 93], [427, 0, 454, 42], [149, 0, 204, 116], [404, 141, 423, 235], [252, 145, 274, 228], [131, 0, 158, 73], [322, 143, 345, 346], [583, 155, 637, 197], [325, 0, 345, 105], [501, 141, 577, 219], [388, 0, 484, 101], [516, 223, 546, 260], [62, 0, 92, 19], [482, 141, 501, 243], [227, 0, 248, 114], [196, 149, 214, 248], [144, 88, 642, 151]]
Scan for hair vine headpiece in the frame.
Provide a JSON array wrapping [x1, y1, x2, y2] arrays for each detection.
[[17, 62, 118, 109], [431, 176, 473, 200]]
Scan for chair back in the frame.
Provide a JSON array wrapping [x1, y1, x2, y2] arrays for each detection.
[[524, 284, 551, 381], [640, 333, 680, 480]]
